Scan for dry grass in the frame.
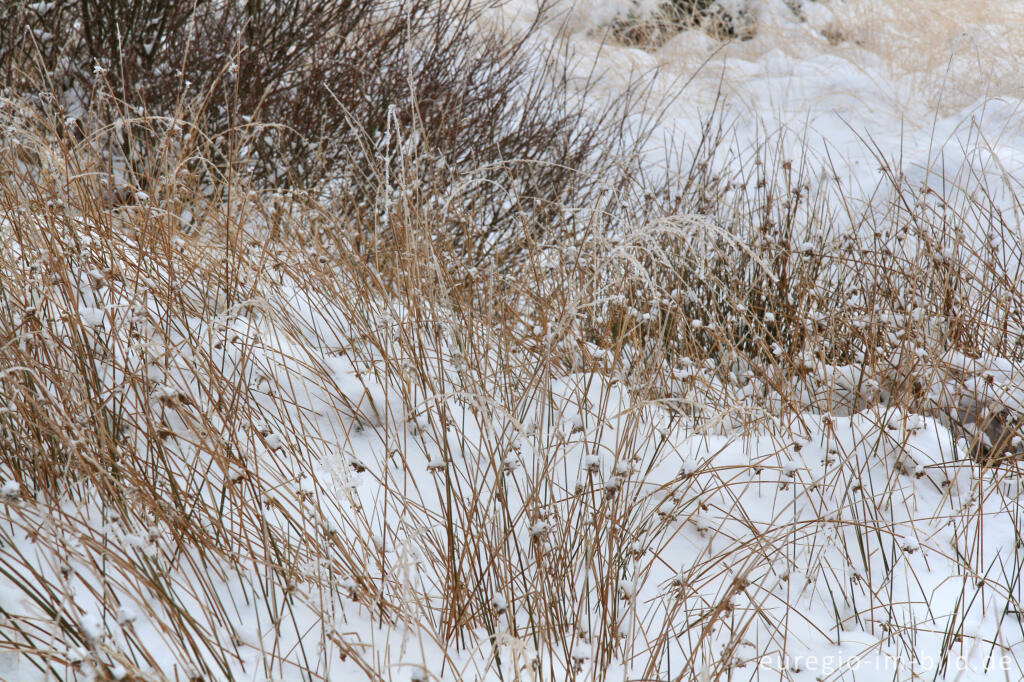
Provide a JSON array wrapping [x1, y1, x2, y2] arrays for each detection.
[[605, 0, 753, 47], [0, 2, 1023, 681], [823, 0, 1024, 106]]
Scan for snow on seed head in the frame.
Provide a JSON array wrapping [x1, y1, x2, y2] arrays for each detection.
[[502, 454, 520, 474], [0, 481, 20, 499], [79, 612, 104, 643], [115, 606, 137, 626]]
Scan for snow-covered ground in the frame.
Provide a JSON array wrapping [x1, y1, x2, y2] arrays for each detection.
[[501, 0, 1024, 223], [4, 241, 1021, 681], [1, 1, 1023, 680]]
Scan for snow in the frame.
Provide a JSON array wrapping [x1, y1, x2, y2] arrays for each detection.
[[11, 261, 1019, 678], [2, 1, 1024, 680], [494, 0, 1024, 252]]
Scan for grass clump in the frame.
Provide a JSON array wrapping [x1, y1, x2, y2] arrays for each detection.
[[607, 0, 757, 47]]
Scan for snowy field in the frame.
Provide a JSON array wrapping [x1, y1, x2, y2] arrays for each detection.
[[1, 1, 1023, 680], [504, 0, 1024, 223]]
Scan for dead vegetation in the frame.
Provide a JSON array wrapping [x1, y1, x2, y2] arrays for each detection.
[[0, 1, 1022, 680]]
